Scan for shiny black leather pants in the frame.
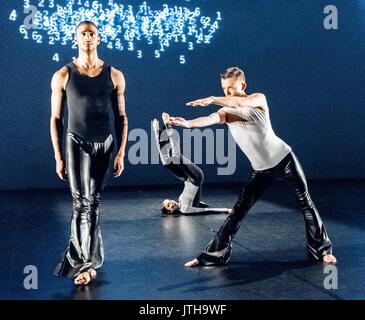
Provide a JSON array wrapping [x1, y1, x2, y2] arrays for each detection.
[[164, 155, 204, 206], [54, 132, 114, 277], [197, 152, 333, 265]]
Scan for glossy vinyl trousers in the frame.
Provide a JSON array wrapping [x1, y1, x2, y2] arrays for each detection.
[[54, 132, 113, 277]]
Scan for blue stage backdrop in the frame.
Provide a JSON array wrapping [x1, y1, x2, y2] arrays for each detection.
[[0, 0, 364, 190]]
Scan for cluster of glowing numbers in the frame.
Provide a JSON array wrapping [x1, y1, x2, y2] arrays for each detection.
[[9, 0, 222, 64]]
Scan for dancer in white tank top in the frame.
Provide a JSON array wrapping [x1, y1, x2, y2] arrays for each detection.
[[171, 67, 336, 266], [222, 104, 291, 171]]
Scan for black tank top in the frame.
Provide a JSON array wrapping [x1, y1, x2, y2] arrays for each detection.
[[65, 61, 115, 142]]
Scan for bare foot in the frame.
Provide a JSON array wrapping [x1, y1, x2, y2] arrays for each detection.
[[74, 269, 97, 285], [88, 268, 97, 279], [323, 254, 337, 264], [162, 112, 170, 123], [185, 258, 200, 267], [152, 119, 159, 131], [74, 272, 90, 285]]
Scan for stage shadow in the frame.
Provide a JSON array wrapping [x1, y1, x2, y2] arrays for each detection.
[[158, 259, 315, 293], [51, 273, 111, 300]]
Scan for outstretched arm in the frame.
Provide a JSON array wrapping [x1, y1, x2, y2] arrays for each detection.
[[111, 67, 128, 177], [171, 110, 226, 128], [50, 67, 68, 181], [186, 93, 267, 110], [181, 207, 232, 215]]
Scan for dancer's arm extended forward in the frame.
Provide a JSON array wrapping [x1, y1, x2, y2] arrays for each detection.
[[171, 110, 226, 128], [186, 93, 267, 110]]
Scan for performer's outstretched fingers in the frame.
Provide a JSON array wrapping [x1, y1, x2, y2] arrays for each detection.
[[186, 100, 200, 106]]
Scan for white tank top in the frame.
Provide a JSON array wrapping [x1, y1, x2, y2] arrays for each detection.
[[222, 106, 292, 171]]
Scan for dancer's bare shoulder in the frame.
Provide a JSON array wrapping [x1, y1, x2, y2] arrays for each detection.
[[51, 66, 69, 91]]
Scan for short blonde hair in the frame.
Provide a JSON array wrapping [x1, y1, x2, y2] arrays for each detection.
[[220, 67, 245, 82]]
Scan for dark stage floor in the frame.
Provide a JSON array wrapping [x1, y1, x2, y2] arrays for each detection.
[[1, 179, 364, 300]]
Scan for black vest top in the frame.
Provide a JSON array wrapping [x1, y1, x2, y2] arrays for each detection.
[[65, 61, 115, 142]]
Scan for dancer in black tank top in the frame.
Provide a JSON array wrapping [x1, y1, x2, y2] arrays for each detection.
[[50, 21, 128, 285], [65, 61, 115, 142]]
